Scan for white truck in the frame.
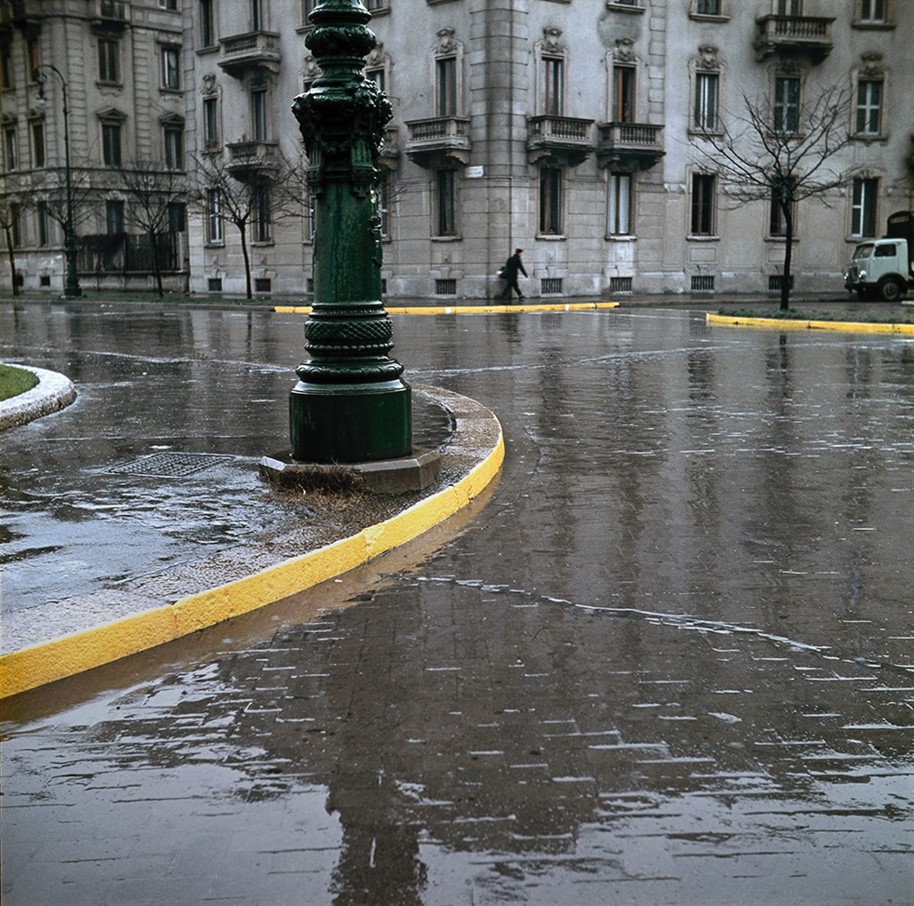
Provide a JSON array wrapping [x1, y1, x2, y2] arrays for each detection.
[[845, 210, 914, 302]]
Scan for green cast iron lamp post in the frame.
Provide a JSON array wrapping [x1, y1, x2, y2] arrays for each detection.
[[289, 0, 411, 463]]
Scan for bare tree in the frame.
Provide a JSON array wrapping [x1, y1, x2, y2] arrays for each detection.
[[30, 168, 96, 234], [694, 84, 854, 310], [111, 161, 188, 297], [191, 150, 306, 299], [0, 184, 28, 297]]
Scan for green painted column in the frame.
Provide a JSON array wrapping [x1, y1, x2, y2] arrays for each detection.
[[289, 0, 411, 463]]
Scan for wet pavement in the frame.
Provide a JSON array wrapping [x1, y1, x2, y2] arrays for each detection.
[[2, 298, 913, 904]]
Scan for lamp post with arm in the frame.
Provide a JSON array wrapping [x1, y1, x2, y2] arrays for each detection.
[[36, 64, 82, 298]]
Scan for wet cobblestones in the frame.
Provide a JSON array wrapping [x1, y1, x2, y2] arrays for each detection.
[[2, 302, 913, 904]]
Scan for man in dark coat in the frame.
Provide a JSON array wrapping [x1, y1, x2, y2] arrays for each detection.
[[499, 249, 527, 301]]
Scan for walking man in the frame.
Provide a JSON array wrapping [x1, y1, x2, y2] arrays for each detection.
[[499, 249, 527, 301]]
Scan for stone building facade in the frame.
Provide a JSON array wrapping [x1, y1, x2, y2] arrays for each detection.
[[2, 0, 912, 299]]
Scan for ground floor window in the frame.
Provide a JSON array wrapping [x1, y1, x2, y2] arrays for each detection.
[[608, 172, 632, 236], [435, 169, 458, 237], [540, 167, 563, 236], [851, 177, 878, 237], [206, 188, 223, 244], [690, 173, 716, 236]]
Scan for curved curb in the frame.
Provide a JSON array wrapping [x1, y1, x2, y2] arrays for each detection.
[[0, 391, 504, 699], [0, 365, 77, 431], [275, 302, 622, 315], [706, 312, 914, 336]]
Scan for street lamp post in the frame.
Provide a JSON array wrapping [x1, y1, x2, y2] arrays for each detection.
[[289, 0, 411, 463], [36, 64, 82, 298]]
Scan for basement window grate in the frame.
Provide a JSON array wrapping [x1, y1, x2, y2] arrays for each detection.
[[109, 452, 236, 478], [609, 276, 633, 293], [768, 274, 794, 291], [541, 278, 563, 294], [691, 275, 715, 292], [435, 279, 457, 295]]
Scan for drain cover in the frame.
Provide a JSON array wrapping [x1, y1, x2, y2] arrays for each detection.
[[109, 452, 237, 478]]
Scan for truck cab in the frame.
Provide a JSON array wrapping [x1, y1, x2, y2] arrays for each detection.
[[844, 211, 914, 302]]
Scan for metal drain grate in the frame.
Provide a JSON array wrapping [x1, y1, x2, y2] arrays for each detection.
[[109, 452, 236, 477]]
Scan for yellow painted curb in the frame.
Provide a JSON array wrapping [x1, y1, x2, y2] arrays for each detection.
[[706, 312, 914, 336], [274, 302, 621, 315], [0, 429, 504, 700]]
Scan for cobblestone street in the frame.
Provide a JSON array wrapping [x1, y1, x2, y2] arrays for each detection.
[[2, 301, 913, 904]]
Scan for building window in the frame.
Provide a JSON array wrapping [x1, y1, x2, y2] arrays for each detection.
[[542, 57, 563, 116], [690, 173, 716, 236], [252, 183, 272, 242], [851, 177, 878, 237], [206, 188, 223, 244], [301, 0, 315, 27], [98, 37, 120, 84], [251, 0, 264, 30], [773, 76, 800, 134], [776, 0, 802, 14], [436, 57, 457, 117], [106, 199, 125, 234], [539, 167, 563, 235], [857, 0, 887, 23], [694, 72, 719, 131], [855, 79, 883, 136], [695, 0, 722, 13], [435, 169, 458, 237], [161, 0, 178, 10], [608, 172, 632, 236], [30, 120, 45, 167], [199, 0, 216, 47], [1, 44, 14, 90], [769, 178, 796, 237], [4, 126, 17, 170], [168, 202, 186, 233], [612, 65, 635, 122], [251, 87, 268, 141], [102, 122, 122, 166], [161, 46, 181, 90], [202, 97, 220, 149], [37, 202, 51, 246], [28, 39, 40, 80], [367, 66, 385, 93], [164, 123, 184, 170]]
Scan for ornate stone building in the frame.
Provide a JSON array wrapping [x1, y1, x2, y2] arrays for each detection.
[[2, 0, 912, 299]]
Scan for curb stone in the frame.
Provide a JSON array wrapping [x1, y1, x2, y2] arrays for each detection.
[[0, 365, 77, 431]]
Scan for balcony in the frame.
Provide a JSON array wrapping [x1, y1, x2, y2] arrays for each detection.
[[754, 15, 834, 62], [404, 116, 471, 168], [226, 140, 279, 178], [218, 31, 281, 77], [91, 0, 129, 32], [526, 116, 594, 167], [597, 121, 664, 169]]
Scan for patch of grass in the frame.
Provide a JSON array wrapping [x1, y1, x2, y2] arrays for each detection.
[[0, 364, 38, 402], [718, 308, 914, 324]]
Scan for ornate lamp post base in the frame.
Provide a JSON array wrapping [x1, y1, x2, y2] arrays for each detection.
[[290, 379, 411, 464]]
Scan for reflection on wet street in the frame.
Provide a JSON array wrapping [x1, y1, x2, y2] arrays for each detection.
[[2, 302, 913, 904]]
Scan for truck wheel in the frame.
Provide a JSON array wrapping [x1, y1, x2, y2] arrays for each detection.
[[878, 277, 903, 302]]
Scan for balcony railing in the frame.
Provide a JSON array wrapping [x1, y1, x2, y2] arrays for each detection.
[[597, 121, 665, 167], [226, 140, 279, 176], [218, 31, 282, 76], [404, 116, 471, 166], [526, 115, 594, 165], [754, 15, 834, 61]]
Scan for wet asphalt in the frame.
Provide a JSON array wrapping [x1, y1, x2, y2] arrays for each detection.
[[1, 297, 913, 905]]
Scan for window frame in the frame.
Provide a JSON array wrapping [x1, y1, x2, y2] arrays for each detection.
[[98, 36, 121, 85], [30, 119, 45, 168], [541, 56, 564, 117], [436, 56, 457, 117], [855, 78, 883, 137], [199, 0, 216, 48], [102, 121, 122, 167], [202, 97, 220, 149], [4, 125, 17, 171], [106, 199, 126, 235], [773, 75, 800, 135], [850, 177, 878, 238], [434, 168, 459, 238], [206, 188, 224, 244], [694, 71, 719, 132], [252, 182, 272, 244], [690, 172, 717, 237], [607, 171, 633, 237], [539, 166, 564, 236], [161, 45, 181, 91], [251, 87, 269, 142], [164, 123, 184, 170]]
